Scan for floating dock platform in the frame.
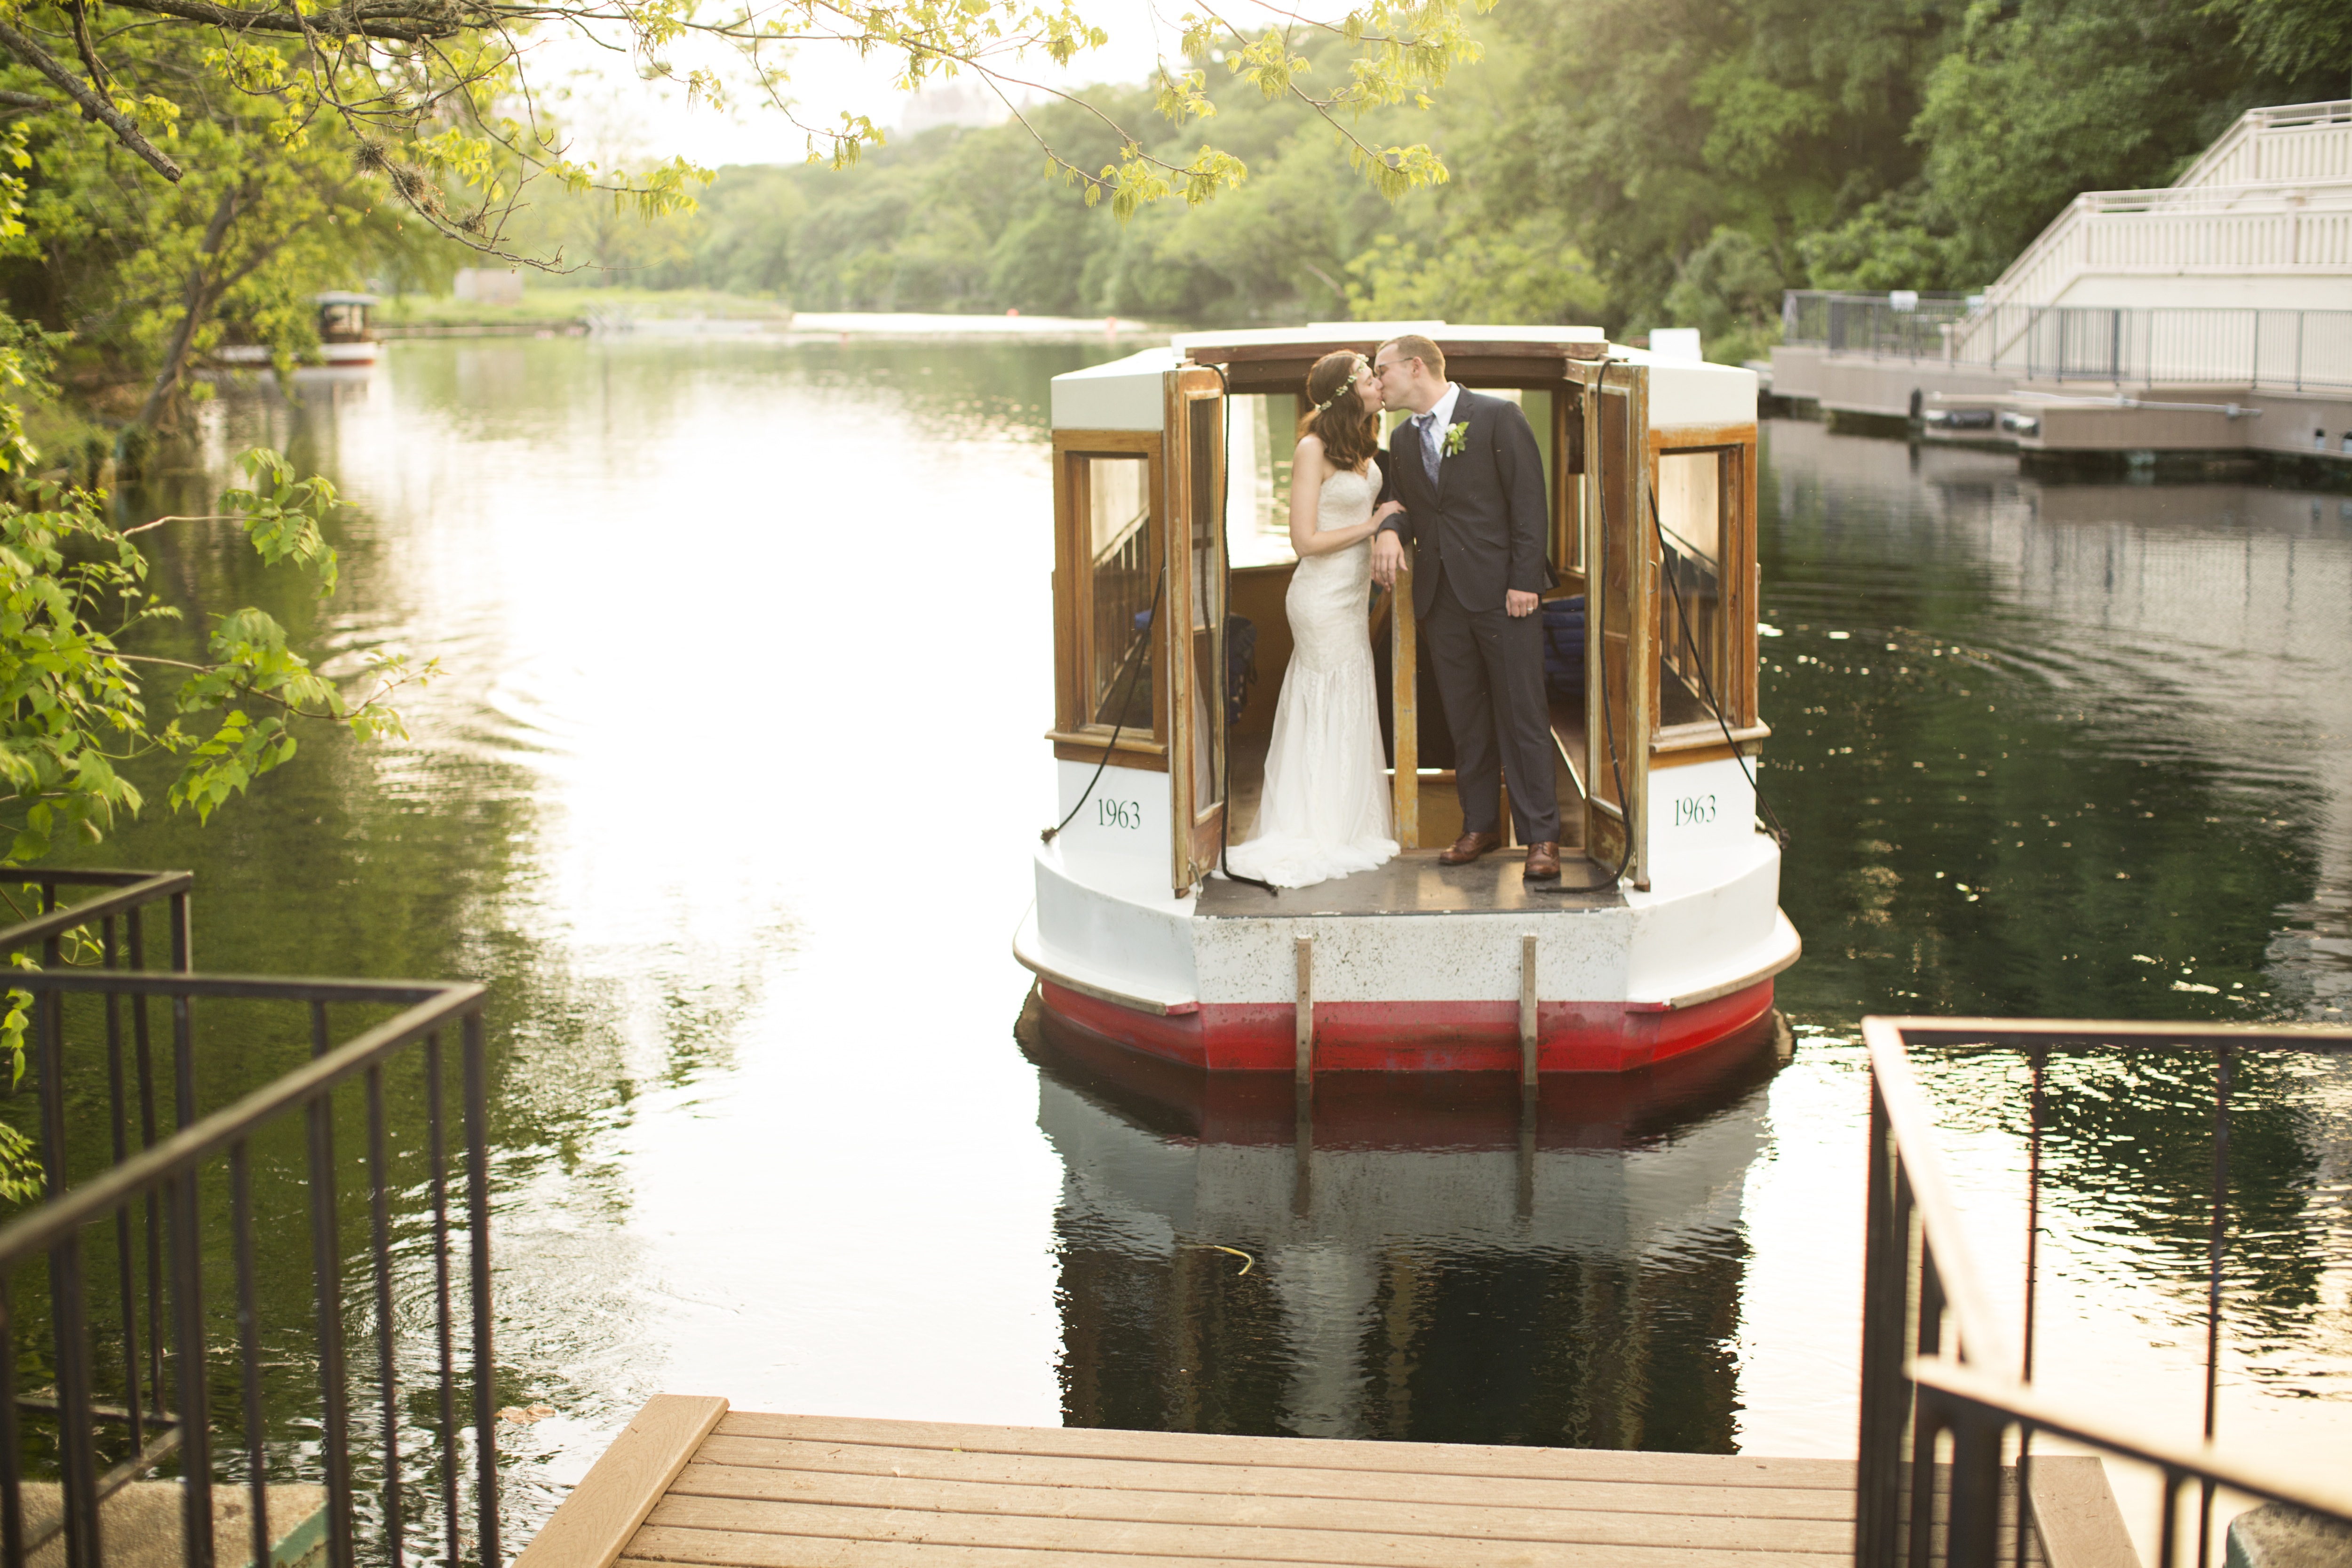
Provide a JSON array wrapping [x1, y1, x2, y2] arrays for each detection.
[[516, 1397, 2137, 1568]]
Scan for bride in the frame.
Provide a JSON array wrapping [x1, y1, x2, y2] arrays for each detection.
[[1225, 351, 1404, 889]]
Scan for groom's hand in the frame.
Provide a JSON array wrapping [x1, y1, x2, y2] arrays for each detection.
[[1371, 531, 1405, 588], [1506, 590, 1540, 618]]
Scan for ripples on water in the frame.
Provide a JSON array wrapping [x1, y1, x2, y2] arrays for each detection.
[[32, 341, 2348, 1552]]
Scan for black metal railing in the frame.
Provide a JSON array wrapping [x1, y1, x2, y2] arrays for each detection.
[[1782, 292, 1980, 359], [0, 873, 500, 1567], [1857, 1016, 2352, 1568], [1784, 291, 2352, 391]]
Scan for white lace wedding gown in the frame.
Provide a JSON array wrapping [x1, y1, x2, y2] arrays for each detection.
[[1224, 462, 1399, 888]]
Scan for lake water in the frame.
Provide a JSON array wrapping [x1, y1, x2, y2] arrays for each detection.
[[49, 336, 2352, 1552]]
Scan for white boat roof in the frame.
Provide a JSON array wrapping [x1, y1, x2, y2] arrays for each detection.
[[1171, 320, 1608, 354], [1051, 325, 1756, 434]]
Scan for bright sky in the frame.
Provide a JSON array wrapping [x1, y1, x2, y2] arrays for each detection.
[[527, 0, 1174, 171]]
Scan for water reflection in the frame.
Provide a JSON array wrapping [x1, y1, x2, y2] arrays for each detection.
[[1762, 423, 2352, 1026], [1026, 1000, 1785, 1448]]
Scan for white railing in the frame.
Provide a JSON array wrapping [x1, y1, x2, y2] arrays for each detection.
[[2173, 100, 2352, 190], [1784, 293, 2352, 391], [1983, 181, 2352, 311]]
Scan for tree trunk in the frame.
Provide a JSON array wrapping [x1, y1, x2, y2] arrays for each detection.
[[138, 186, 242, 430]]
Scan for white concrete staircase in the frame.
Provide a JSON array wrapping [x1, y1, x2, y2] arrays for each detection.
[[1975, 102, 2352, 315], [2175, 99, 2352, 188]]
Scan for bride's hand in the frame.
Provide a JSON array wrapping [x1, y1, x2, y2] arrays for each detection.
[[1373, 500, 1405, 523]]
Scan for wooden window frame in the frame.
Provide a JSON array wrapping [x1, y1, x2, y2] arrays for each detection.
[[1647, 424, 1765, 766], [1049, 429, 1169, 772]]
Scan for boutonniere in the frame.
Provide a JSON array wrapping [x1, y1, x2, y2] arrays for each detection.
[[1442, 421, 1470, 457]]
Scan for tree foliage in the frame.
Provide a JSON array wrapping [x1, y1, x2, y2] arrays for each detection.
[[0, 362, 424, 861], [616, 0, 2336, 357], [0, 0, 1497, 260]]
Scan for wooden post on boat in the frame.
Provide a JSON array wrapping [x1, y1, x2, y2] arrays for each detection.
[[1518, 933, 1539, 1217], [1519, 934, 1539, 1087], [1293, 932, 1315, 1214], [1294, 935, 1315, 1085], [1391, 566, 1418, 849]]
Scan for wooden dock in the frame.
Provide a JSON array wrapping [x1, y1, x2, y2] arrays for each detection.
[[516, 1397, 2137, 1568]]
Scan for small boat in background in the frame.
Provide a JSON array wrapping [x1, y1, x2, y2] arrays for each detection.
[[314, 292, 381, 365], [210, 292, 381, 367], [1015, 322, 1801, 1077]]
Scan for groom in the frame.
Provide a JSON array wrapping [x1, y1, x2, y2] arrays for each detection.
[[1369, 334, 1562, 881]]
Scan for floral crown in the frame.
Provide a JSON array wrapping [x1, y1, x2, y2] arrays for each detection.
[[1310, 355, 1370, 416]]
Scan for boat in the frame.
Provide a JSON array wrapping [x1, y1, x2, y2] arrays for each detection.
[[314, 291, 381, 365], [1014, 322, 1801, 1076], [210, 292, 382, 367]]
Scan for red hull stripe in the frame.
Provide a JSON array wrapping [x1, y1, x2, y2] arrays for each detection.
[[1037, 980, 1778, 1074]]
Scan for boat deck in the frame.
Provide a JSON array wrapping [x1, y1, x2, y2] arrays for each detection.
[[1200, 847, 1623, 916], [1214, 683, 1613, 919], [518, 1399, 2135, 1568]]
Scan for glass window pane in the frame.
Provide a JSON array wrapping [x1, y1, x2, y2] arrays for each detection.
[[1088, 455, 1156, 729], [1224, 394, 1297, 567], [1656, 451, 1725, 725], [1657, 450, 1719, 565]]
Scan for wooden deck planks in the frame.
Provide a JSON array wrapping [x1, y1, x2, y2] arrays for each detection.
[[660, 1460, 1855, 1552], [689, 1435, 1854, 1520], [521, 1401, 2124, 1568], [613, 1411, 1849, 1568], [629, 1498, 1846, 1568], [712, 1413, 1851, 1490]]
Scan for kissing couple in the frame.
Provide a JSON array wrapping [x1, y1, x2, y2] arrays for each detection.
[[1224, 334, 1564, 890]]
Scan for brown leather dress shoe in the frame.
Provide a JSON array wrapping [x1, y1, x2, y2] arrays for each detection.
[[1438, 831, 1503, 866], [1524, 842, 1562, 881]]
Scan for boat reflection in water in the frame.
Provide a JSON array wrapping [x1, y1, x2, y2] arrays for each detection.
[[1022, 995, 1791, 1449]]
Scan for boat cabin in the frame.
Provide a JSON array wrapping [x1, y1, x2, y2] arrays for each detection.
[[317, 291, 378, 342], [1046, 323, 1765, 898], [316, 292, 381, 365]]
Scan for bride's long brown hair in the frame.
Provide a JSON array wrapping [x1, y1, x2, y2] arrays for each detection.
[[1299, 350, 1380, 474]]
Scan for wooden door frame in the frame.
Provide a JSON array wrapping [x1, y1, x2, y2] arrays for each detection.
[[1165, 367, 1229, 896], [1581, 359, 1654, 890]]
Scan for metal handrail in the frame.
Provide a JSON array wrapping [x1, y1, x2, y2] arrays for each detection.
[[1912, 1363, 2352, 1523], [1782, 296, 2352, 392], [0, 870, 191, 958], [0, 974, 482, 1257], [0, 881, 500, 1568], [1856, 1014, 2352, 1568]]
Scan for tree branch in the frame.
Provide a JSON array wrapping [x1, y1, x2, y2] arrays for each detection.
[[99, 0, 491, 44], [0, 20, 180, 179], [68, 0, 113, 93]]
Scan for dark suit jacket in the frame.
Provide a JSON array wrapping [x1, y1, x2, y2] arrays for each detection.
[[1375, 388, 1556, 617]]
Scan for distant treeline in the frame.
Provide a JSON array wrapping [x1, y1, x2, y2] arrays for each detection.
[[523, 0, 2344, 359]]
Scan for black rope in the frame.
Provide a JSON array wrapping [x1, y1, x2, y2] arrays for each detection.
[[1650, 487, 1789, 849], [1043, 567, 1164, 844]]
